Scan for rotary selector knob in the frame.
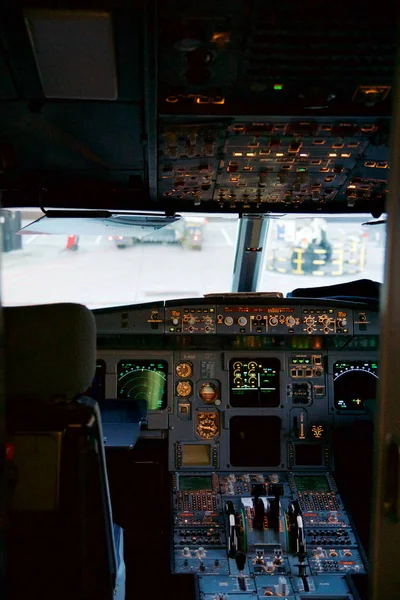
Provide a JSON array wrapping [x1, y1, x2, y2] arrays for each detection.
[[172, 318, 179, 326], [286, 316, 296, 327], [269, 316, 279, 326], [305, 316, 316, 327], [238, 316, 248, 327], [188, 316, 197, 326], [224, 316, 234, 326], [204, 316, 213, 325], [337, 317, 347, 328], [320, 315, 334, 329]]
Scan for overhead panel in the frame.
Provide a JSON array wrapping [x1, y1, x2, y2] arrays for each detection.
[[158, 117, 389, 214], [24, 9, 117, 100], [158, 0, 395, 116]]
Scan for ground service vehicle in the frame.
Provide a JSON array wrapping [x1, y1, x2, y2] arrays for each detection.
[[0, 3, 399, 600]]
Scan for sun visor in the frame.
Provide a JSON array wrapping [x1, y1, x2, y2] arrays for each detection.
[[24, 9, 117, 100], [18, 212, 181, 238]]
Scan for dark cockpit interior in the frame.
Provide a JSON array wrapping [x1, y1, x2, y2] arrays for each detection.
[[1, 2, 399, 600]]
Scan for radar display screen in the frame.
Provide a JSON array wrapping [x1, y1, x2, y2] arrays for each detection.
[[229, 358, 280, 407], [333, 360, 378, 410], [179, 476, 212, 491], [86, 360, 106, 401], [230, 416, 281, 467], [295, 444, 323, 466], [117, 360, 167, 410], [295, 476, 330, 492]]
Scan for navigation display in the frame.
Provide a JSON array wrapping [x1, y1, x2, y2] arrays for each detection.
[[117, 360, 168, 410], [230, 416, 281, 467], [229, 358, 280, 407], [333, 360, 378, 410]]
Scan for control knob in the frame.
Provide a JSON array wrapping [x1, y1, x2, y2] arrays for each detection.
[[314, 547, 324, 558], [188, 316, 197, 326], [238, 316, 248, 327], [286, 316, 296, 327], [183, 547, 191, 557], [172, 318, 179, 326], [204, 316, 213, 326], [305, 316, 316, 327], [328, 511, 338, 523], [224, 316, 234, 326], [269, 316, 279, 326], [320, 315, 333, 327], [337, 317, 347, 328]]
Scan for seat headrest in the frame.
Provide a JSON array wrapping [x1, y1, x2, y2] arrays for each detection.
[[5, 303, 96, 403]]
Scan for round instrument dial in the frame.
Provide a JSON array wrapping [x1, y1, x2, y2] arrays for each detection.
[[176, 362, 193, 378], [196, 413, 219, 439], [199, 382, 218, 403], [176, 380, 193, 397]]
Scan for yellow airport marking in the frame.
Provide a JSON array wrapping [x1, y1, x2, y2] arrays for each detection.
[[277, 256, 287, 262], [313, 249, 327, 254], [277, 268, 287, 273], [313, 259, 326, 265], [312, 271, 325, 276], [332, 248, 344, 275], [292, 248, 305, 275]]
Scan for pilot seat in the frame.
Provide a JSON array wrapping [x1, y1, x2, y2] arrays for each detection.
[[5, 303, 125, 600]]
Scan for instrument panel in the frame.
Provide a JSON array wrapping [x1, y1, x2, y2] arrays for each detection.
[[94, 299, 378, 336], [93, 298, 379, 470], [93, 298, 377, 599]]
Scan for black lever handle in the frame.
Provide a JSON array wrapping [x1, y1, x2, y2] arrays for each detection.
[[235, 551, 246, 572], [253, 497, 265, 530]]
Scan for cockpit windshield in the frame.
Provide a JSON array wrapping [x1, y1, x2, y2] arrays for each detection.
[[2, 210, 386, 308]]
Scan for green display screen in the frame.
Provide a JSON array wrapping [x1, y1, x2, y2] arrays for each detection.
[[117, 360, 167, 410], [295, 476, 330, 492], [179, 476, 212, 491]]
